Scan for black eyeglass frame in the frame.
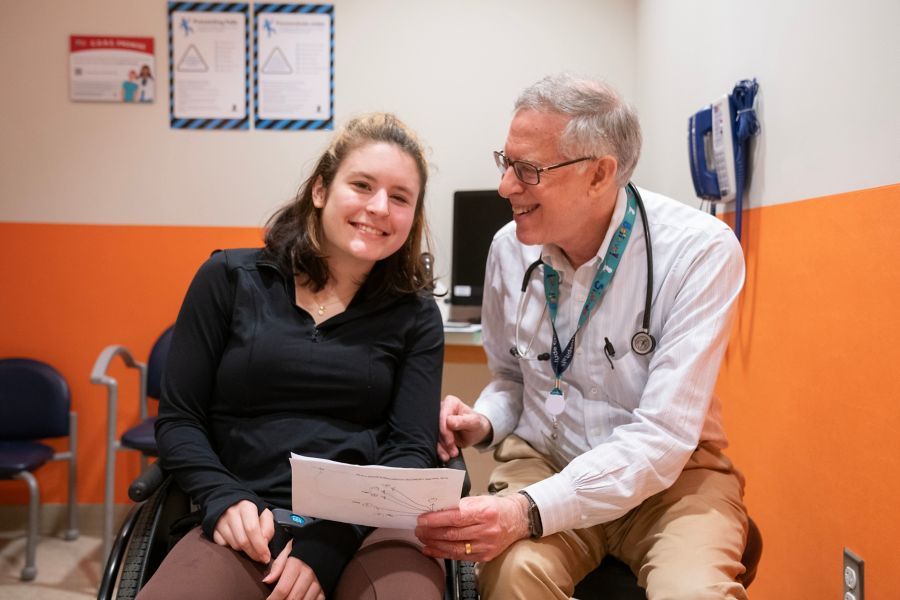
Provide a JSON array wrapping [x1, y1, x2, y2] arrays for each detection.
[[493, 150, 594, 185]]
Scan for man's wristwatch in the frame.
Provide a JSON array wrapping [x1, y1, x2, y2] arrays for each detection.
[[518, 490, 543, 538]]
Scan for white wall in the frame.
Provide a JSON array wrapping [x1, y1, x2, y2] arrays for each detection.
[[0, 0, 637, 282], [4, 0, 898, 274], [633, 0, 900, 209]]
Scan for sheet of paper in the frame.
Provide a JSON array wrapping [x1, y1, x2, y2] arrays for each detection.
[[290, 454, 465, 529]]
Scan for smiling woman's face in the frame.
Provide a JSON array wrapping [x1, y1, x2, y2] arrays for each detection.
[[312, 141, 421, 274]]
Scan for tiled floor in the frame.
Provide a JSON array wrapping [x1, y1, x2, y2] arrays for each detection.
[[0, 531, 101, 600]]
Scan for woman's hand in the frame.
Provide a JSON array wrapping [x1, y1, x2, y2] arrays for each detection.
[[263, 540, 325, 600], [212, 500, 274, 563]]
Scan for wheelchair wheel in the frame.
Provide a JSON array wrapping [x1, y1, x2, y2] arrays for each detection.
[[115, 477, 171, 599], [458, 560, 477, 599]]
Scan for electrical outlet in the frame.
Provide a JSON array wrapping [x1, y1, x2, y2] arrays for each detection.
[[843, 548, 864, 600]]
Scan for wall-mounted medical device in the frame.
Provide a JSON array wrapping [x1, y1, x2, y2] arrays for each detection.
[[688, 79, 760, 240]]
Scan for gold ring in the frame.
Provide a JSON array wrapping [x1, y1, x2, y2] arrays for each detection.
[[464, 542, 472, 555]]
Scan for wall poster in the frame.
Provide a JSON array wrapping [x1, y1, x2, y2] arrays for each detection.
[[168, 2, 251, 130], [253, 4, 334, 130], [69, 36, 156, 103]]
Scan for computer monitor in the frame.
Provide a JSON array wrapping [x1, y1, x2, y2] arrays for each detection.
[[448, 190, 511, 323]]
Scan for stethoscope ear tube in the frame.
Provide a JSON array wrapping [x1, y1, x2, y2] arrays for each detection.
[[512, 262, 547, 361], [520, 258, 544, 292], [629, 183, 657, 355]]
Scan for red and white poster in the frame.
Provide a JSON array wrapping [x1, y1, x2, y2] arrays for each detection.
[[69, 36, 156, 103]]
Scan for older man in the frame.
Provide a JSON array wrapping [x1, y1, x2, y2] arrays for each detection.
[[416, 74, 749, 600]]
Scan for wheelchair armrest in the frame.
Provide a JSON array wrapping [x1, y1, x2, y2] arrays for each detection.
[[444, 451, 471, 498], [128, 462, 166, 502]]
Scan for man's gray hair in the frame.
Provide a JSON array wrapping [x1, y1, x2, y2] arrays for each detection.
[[515, 73, 642, 186]]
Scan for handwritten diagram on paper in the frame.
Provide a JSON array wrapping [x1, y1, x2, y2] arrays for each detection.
[[290, 454, 465, 529]]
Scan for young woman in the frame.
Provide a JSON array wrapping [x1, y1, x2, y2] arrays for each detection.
[[139, 113, 445, 600]]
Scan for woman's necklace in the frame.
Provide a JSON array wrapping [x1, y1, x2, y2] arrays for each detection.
[[311, 294, 347, 316], [296, 279, 356, 318]]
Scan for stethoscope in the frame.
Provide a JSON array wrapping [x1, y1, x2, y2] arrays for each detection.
[[510, 182, 657, 361]]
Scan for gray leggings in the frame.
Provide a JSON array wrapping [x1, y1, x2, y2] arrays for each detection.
[[135, 527, 444, 600]]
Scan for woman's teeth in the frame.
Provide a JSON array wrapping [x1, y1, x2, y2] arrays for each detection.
[[356, 223, 385, 235]]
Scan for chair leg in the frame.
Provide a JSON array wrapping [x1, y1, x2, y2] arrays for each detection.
[[103, 380, 121, 561], [104, 445, 117, 560], [14, 471, 40, 581], [59, 411, 80, 541]]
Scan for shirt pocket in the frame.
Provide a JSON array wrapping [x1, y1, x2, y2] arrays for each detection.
[[597, 340, 650, 432]]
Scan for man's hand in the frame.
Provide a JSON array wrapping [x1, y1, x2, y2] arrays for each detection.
[[437, 395, 493, 462], [262, 540, 325, 600], [414, 494, 530, 562], [212, 500, 274, 563]]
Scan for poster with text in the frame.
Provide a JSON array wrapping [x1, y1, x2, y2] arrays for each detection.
[[69, 36, 156, 103], [168, 2, 250, 129], [254, 4, 334, 130]]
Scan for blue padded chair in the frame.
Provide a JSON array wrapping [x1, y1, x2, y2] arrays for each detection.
[[90, 325, 173, 560], [0, 358, 78, 581]]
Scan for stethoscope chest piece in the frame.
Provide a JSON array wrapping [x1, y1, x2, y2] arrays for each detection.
[[630, 330, 657, 355]]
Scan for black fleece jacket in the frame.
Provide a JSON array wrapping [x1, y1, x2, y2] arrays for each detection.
[[155, 248, 444, 594]]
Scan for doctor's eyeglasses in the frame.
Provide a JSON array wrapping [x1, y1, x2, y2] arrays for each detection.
[[493, 150, 594, 185]]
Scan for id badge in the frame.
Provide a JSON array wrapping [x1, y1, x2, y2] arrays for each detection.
[[545, 388, 566, 416]]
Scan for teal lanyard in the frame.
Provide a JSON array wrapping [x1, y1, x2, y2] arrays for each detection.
[[543, 188, 637, 399]]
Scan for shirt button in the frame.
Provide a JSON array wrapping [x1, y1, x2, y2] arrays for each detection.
[[590, 387, 598, 395]]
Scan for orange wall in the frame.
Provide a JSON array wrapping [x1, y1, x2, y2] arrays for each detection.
[[0, 223, 262, 504], [717, 183, 900, 599]]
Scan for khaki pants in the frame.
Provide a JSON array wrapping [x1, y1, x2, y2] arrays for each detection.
[[478, 435, 749, 600]]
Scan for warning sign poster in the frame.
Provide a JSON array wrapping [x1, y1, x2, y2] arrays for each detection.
[[254, 4, 333, 129], [168, 3, 249, 128]]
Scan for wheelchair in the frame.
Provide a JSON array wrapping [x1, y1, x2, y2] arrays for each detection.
[[97, 459, 479, 600], [98, 459, 760, 600]]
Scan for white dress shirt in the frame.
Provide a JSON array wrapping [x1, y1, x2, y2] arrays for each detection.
[[473, 186, 745, 537]]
